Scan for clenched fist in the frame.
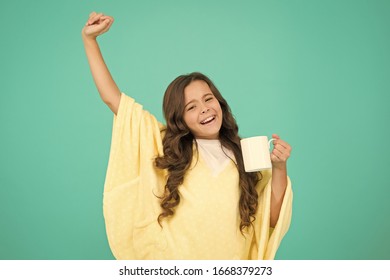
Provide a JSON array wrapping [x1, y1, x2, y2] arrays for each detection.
[[82, 12, 114, 40]]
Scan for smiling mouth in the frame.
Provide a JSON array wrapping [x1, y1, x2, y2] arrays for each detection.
[[200, 116, 216, 125]]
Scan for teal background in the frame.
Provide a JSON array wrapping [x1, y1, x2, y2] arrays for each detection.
[[0, 0, 389, 259]]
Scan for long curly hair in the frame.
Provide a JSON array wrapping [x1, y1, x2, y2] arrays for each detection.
[[155, 72, 261, 232]]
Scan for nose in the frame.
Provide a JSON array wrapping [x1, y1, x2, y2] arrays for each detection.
[[201, 107, 210, 114]]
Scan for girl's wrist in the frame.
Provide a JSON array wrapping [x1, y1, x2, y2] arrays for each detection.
[[272, 163, 287, 172], [81, 32, 97, 43]]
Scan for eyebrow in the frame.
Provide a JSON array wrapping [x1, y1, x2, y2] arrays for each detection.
[[184, 93, 214, 108]]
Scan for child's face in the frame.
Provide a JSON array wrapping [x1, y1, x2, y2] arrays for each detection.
[[183, 80, 223, 139]]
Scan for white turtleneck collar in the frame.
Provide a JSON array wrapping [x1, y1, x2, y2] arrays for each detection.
[[195, 138, 236, 177]]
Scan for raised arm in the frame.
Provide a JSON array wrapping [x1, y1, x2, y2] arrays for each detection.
[[82, 12, 121, 115]]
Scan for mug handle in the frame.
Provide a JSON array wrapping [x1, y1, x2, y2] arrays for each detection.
[[268, 138, 276, 150]]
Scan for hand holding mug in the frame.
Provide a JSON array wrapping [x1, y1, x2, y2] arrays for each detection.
[[270, 134, 292, 170], [240, 134, 291, 172]]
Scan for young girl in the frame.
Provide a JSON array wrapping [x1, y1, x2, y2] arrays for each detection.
[[82, 12, 293, 260]]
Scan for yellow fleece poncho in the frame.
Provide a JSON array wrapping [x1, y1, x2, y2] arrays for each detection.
[[103, 93, 293, 259]]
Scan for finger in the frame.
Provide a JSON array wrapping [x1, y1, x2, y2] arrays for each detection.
[[275, 141, 292, 157], [106, 18, 114, 30], [273, 142, 287, 154], [271, 151, 284, 163], [271, 148, 287, 162], [273, 144, 286, 157], [91, 13, 104, 24], [273, 139, 291, 151], [87, 17, 99, 26], [274, 140, 291, 150], [100, 19, 112, 33], [100, 15, 113, 20], [87, 16, 109, 29], [88, 12, 99, 23], [271, 134, 280, 148], [88, 12, 104, 25], [100, 16, 114, 28], [278, 144, 291, 159], [270, 153, 279, 162]]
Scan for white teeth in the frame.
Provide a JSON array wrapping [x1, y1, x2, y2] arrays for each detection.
[[201, 116, 215, 124]]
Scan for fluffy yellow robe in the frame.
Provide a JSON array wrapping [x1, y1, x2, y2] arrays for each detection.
[[103, 93, 293, 259]]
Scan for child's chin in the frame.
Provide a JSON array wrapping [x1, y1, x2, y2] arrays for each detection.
[[200, 132, 219, 139]]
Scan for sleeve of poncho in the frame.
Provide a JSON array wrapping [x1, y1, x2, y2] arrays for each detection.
[[102, 93, 165, 259], [253, 170, 293, 260]]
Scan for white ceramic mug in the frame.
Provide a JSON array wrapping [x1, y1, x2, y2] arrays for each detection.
[[240, 136, 275, 172]]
